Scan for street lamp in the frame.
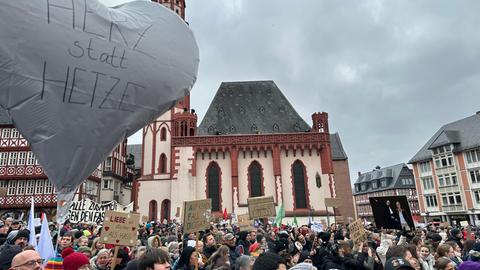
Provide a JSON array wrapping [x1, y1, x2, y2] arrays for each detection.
[[425, 211, 430, 223]]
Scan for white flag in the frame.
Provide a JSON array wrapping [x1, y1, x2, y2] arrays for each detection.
[[37, 214, 55, 262], [27, 197, 36, 247]]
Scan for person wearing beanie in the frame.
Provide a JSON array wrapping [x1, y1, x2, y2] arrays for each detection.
[[252, 252, 286, 270], [448, 228, 463, 250], [459, 261, 480, 270], [12, 229, 29, 249], [289, 262, 317, 270], [63, 251, 90, 270], [0, 244, 22, 270]]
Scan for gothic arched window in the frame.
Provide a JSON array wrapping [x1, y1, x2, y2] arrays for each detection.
[[149, 200, 158, 221], [248, 161, 264, 197], [292, 160, 309, 209], [160, 127, 167, 141], [207, 162, 221, 212], [159, 153, 167, 174]]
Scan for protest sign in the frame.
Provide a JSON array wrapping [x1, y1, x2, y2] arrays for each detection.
[[237, 214, 254, 232], [101, 211, 140, 246], [325, 198, 343, 208], [460, 221, 469, 227], [0, 1, 199, 197], [441, 222, 450, 228], [66, 199, 117, 224], [182, 199, 211, 234], [247, 196, 275, 219], [348, 219, 366, 244], [311, 222, 323, 233], [369, 196, 414, 230]]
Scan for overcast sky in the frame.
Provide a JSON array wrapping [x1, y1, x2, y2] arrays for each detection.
[[104, 0, 480, 184]]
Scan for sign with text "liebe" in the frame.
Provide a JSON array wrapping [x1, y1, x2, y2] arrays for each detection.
[[102, 211, 140, 246]]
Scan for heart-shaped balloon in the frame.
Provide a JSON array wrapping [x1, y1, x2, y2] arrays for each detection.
[[0, 1, 199, 192]]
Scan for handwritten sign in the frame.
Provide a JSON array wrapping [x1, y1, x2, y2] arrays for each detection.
[[248, 196, 275, 219], [237, 214, 254, 232], [182, 199, 211, 234], [66, 199, 117, 224], [0, 1, 199, 195], [325, 198, 343, 208], [102, 211, 140, 246], [311, 222, 323, 233], [348, 219, 366, 244], [460, 221, 469, 227]]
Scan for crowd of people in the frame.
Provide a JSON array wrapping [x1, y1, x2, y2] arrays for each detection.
[[0, 216, 479, 270]]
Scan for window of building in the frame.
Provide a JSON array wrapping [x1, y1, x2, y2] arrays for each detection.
[[7, 181, 16, 195], [248, 161, 264, 197], [401, 178, 413, 185], [441, 192, 462, 206], [438, 173, 457, 187], [160, 127, 167, 141], [361, 184, 366, 191], [149, 200, 158, 221], [0, 181, 7, 188], [27, 152, 35, 165], [434, 153, 454, 168], [1, 128, 10, 139], [470, 169, 480, 184], [17, 180, 25, 195], [422, 177, 434, 190], [105, 157, 112, 171], [425, 195, 438, 207], [419, 161, 432, 173], [159, 154, 167, 174], [207, 162, 221, 212], [17, 152, 26, 166], [103, 179, 111, 189], [44, 180, 53, 194], [380, 180, 387, 188], [372, 181, 378, 189], [10, 128, 19, 138], [26, 180, 35, 195], [0, 152, 7, 166], [292, 160, 308, 209], [466, 149, 480, 164], [474, 190, 480, 204], [35, 179, 44, 194], [8, 152, 17, 166]]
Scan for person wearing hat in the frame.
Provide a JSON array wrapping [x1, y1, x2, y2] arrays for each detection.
[[63, 250, 90, 270], [10, 221, 20, 231], [448, 228, 464, 250], [224, 233, 243, 266]]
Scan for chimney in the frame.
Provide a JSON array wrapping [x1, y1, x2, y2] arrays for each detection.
[[358, 171, 361, 177]]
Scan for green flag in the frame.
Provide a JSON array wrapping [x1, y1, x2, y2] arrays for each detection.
[[293, 215, 299, 227], [274, 203, 285, 227]]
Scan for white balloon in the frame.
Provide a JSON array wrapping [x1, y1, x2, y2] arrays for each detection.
[[0, 0, 199, 192]]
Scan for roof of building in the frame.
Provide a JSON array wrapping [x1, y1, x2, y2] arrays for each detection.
[[330, 133, 348, 161], [409, 113, 480, 163], [353, 163, 414, 195], [0, 109, 12, 125], [198, 81, 311, 135], [126, 144, 142, 170]]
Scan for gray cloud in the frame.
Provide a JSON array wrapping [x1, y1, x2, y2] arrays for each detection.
[[106, 0, 480, 183]]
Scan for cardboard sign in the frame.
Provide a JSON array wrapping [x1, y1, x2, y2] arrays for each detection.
[[440, 222, 450, 228], [182, 199, 212, 234], [325, 198, 343, 208], [237, 214, 254, 232], [102, 211, 140, 246], [247, 196, 275, 219], [460, 221, 469, 227], [348, 219, 366, 244]]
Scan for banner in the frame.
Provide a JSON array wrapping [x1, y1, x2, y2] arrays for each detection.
[[66, 199, 118, 224]]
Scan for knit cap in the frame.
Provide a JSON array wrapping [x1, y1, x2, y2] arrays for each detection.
[[63, 252, 90, 270], [0, 245, 22, 270], [289, 263, 316, 270]]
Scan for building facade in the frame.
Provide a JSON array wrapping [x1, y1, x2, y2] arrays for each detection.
[[353, 163, 420, 223], [410, 112, 480, 225], [135, 80, 355, 224]]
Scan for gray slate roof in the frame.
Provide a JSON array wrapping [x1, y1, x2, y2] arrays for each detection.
[[330, 133, 348, 161], [353, 163, 414, 195], [126, 144, 142, 170], [0, 109, 12, 125], [410, 113, 480, 163], [198, 81, 311, 135]]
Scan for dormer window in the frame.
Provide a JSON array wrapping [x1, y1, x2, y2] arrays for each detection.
[[372, 181, 378, 189], [380, 180, 387, 188], [361, 184, 366, 191]]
